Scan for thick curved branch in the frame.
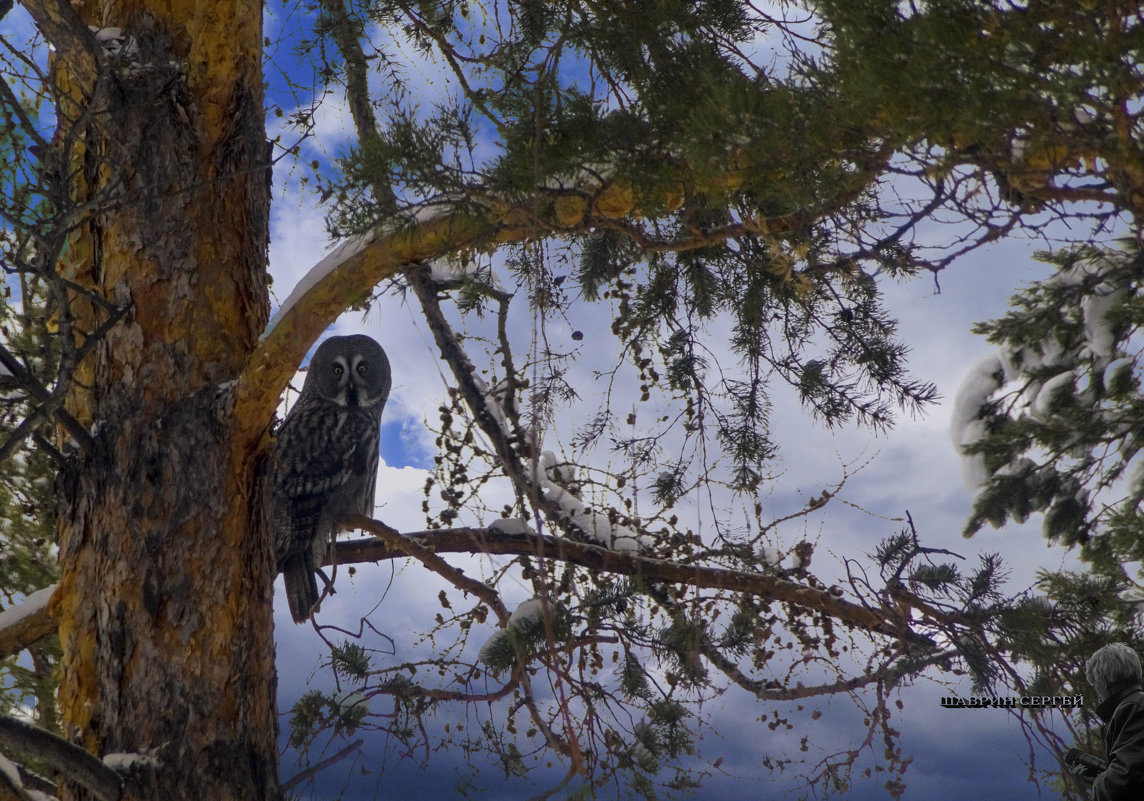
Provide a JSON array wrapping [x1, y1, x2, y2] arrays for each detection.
[[0, 715, 122, 801], [234, 179, 766, 441], [0, 585, 57, 660], [17, 0, 101, 89], [334, 520, 931, 645], [233, 209, 494, 434]]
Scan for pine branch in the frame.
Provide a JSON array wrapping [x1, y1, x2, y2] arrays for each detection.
[[318, 7, 578, 768], [641, 578, 944, 701], [317, 0, 396, 211], [334, 517, 932, 646]]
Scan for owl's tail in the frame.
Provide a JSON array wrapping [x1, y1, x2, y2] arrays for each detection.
[[281, 550, 320, 623]]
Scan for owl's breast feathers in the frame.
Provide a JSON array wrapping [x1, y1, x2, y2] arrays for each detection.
[[271, 401, 381, 561]]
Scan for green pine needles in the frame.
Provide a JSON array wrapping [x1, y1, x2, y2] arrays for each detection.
[[956, 243, 1144, 546]]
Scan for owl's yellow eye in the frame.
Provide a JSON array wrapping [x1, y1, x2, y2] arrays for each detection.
[[357, 363, 368, 375], [332, 365, 343, 375]]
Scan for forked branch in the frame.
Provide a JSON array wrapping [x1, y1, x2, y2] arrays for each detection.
[[334, 518, 934, 646]]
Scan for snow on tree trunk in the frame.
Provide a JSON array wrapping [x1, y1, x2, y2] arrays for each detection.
[[47, 2, 276, 799]]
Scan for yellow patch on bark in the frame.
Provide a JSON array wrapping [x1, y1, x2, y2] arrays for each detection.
[[51, 570, 99, 747], [663, 184, 685, 212], [593, 180, 635, 218], [554, 193, 588, 226]]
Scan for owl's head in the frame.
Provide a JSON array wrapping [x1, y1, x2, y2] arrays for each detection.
[[304, 334, 391, 408]]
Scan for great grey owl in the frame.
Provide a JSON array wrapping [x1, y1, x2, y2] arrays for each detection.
[[271, 334, 390, 623]]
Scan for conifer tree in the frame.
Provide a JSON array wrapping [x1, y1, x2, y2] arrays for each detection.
[[951, 242, 1144, 792], [0, 42, 63, 735], [0, 1, 1141, 800]]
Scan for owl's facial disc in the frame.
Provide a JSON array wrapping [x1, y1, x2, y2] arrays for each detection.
[[342, 354, 376, 407]]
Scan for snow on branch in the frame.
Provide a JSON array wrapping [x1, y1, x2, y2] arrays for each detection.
[[950, 353, 1004, 491], [0, 751, 50, 801], [952, 247, 1135, 501], [1080, 280, 1126, 363], [1125, 449, 1144, 499], [262, 202, 465, 343], [263, 232, 375, 342], [0, 716, 123, 801], [478, 597, 546, 667], [0, 585, 57, 659], [532, 451, 651, 552], [237, 207, 490, 431]]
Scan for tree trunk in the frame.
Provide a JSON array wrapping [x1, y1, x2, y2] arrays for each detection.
[[48, 2, 276, 799]]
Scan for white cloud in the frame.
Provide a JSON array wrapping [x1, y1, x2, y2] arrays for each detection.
[[260, 24, 1096, 798]]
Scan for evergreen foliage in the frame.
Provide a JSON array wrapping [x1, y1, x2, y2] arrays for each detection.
[[956, 243, 1144, 546], [4, 0, 1144, 799], [268, 1, 1144, 798], [0, 43, 61, 734], [951, 243, 1144, 785]]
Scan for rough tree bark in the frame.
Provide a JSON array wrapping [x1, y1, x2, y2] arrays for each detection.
[[20, 0, 278, 798]]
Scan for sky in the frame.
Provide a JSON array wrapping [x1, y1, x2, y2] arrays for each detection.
[[256, 6, 1090, 799], [265, 231, 1080, 801], [265, 216, 1083, 800], [0, 2, 1109, 800]]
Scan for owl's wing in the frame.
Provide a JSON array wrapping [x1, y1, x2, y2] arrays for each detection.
[[350, 418, 382, 517], [271, 402, 380, 562]]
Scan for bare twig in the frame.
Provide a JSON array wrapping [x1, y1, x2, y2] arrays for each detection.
[[0, 344, 95, 456], [279, 738, 363, 794], [341, 515, 508, 624]]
